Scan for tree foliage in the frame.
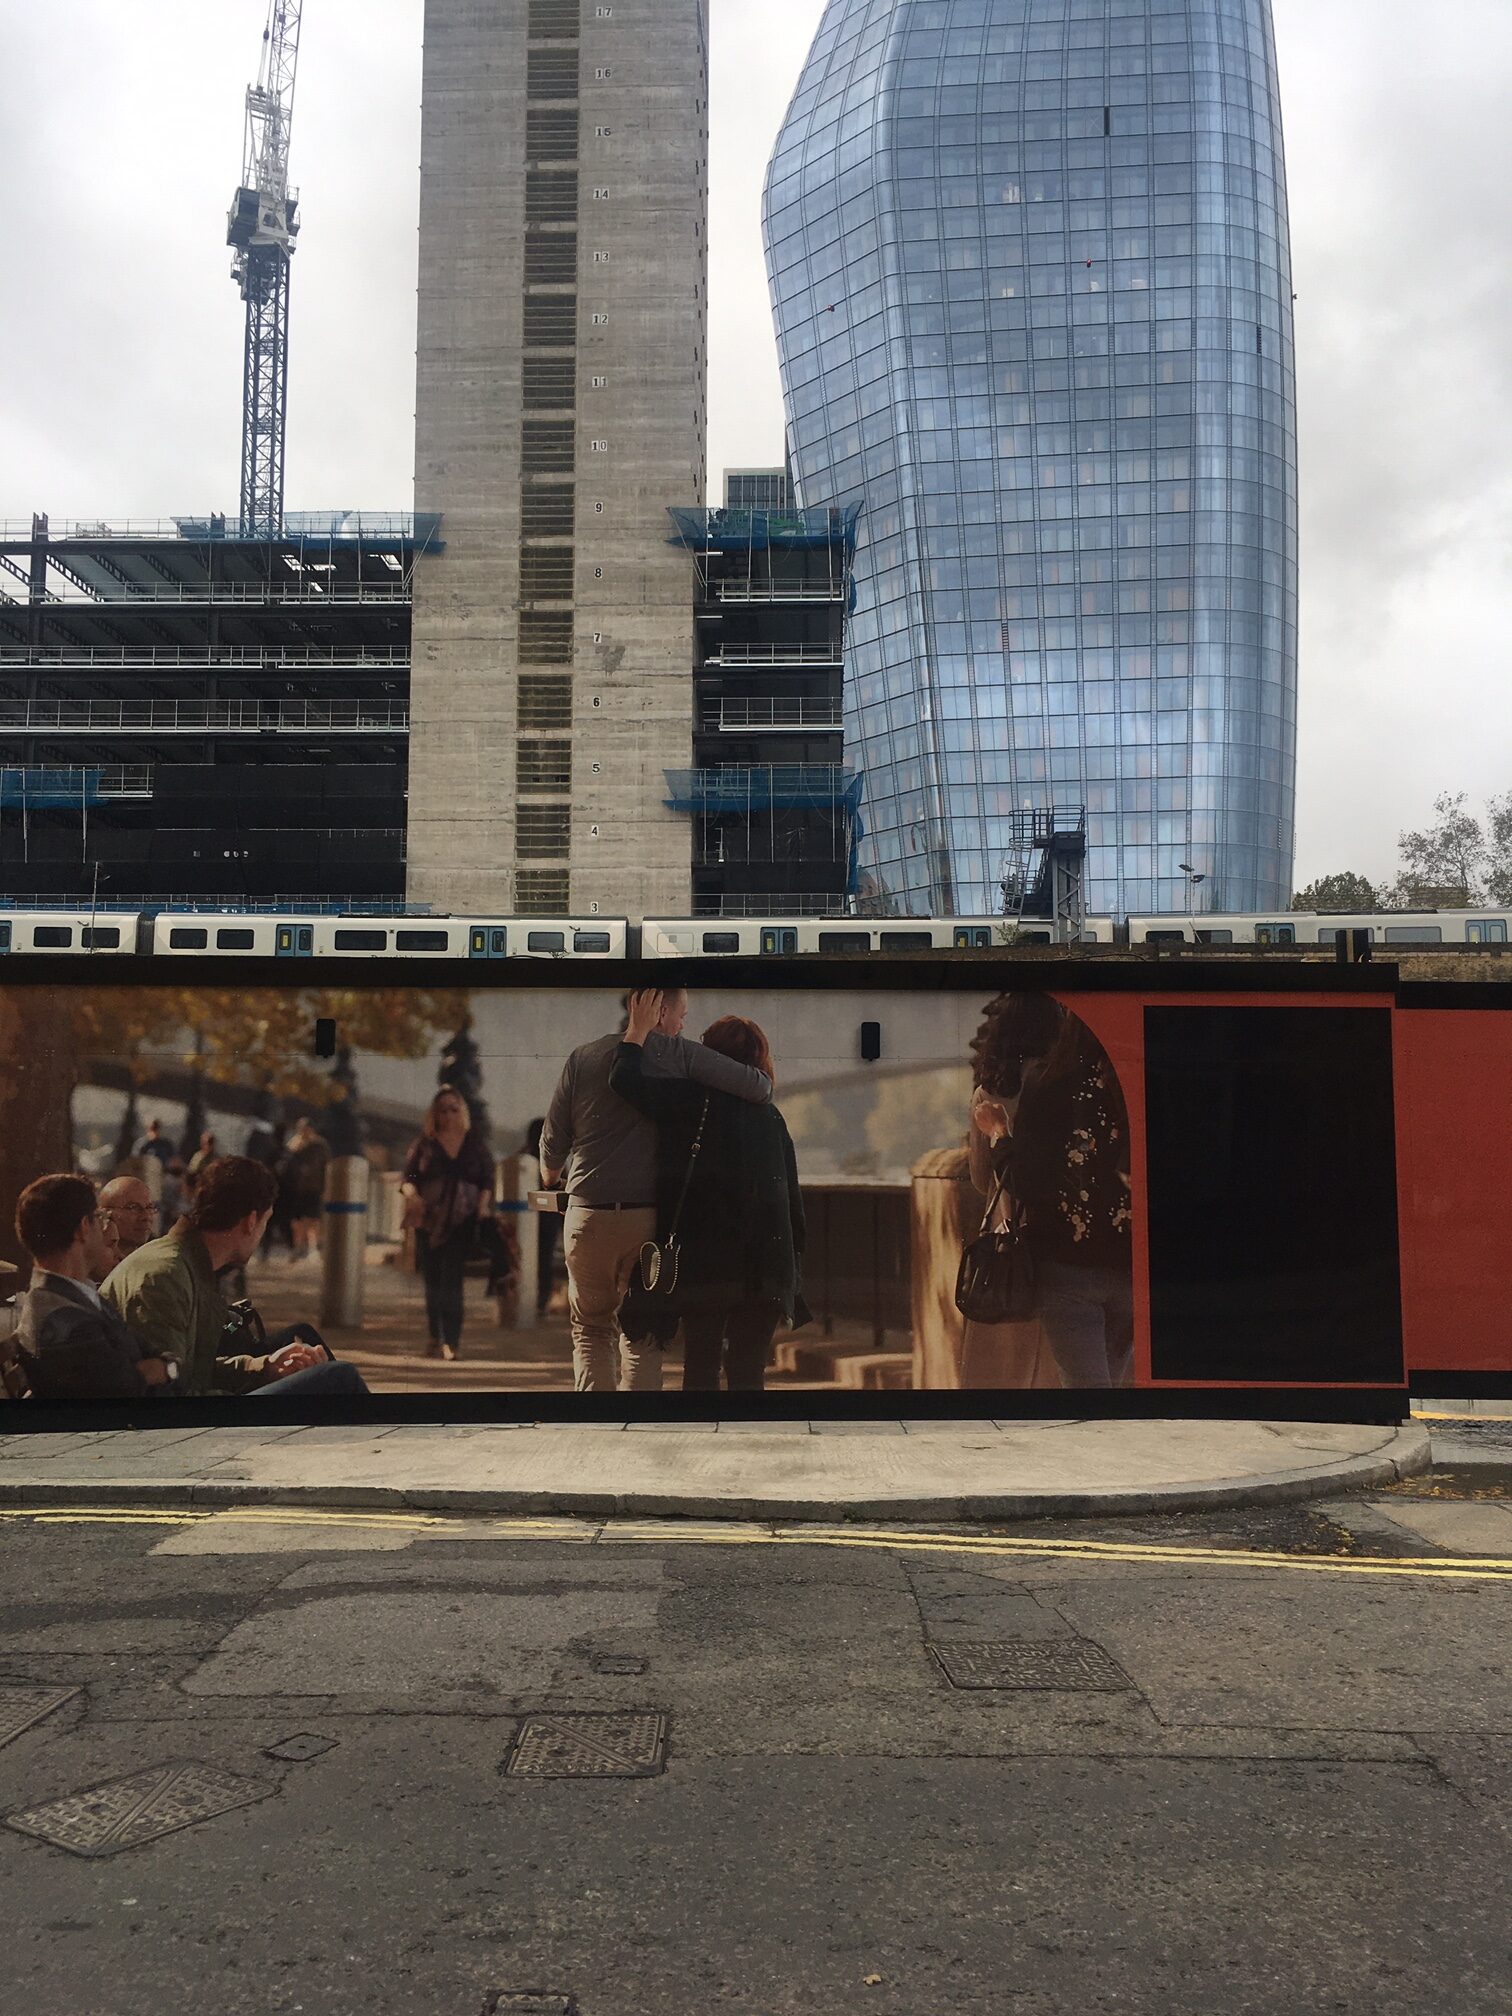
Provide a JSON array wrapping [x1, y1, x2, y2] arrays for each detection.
[[1292, 871, 1380, 913]]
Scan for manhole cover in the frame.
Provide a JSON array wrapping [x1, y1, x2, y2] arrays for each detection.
[[0, 1684, 80, 1750], [591, 1654, 648, 1677], [4, 1760, 275, 1858], [505, 1713, 667, 1779], [484, 1997, 579, 2016], [932, 1640, 1133, 1692], [263, 1733, 338, 1763]]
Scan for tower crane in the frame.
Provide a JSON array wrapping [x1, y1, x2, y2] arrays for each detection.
[[227, 1, 304, 538]]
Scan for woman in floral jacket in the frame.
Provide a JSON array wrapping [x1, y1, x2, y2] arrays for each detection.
[[400, 1085, 495, 1360]]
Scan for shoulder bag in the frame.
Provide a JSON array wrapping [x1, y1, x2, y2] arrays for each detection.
[[638, 1097, 710, 1297], [955, 1162, 1038, 1325]]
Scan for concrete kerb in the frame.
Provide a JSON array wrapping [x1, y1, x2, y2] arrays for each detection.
[[0, 1424, 1431, 1524]]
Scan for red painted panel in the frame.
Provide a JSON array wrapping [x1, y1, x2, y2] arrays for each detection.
[[1394, 1011, 1512, 1374]]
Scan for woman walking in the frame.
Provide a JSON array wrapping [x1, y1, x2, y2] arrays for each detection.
[[280, 1117, 330, 1262], [400, 1085, 495, 1361], [611, 989, 804, 1392]]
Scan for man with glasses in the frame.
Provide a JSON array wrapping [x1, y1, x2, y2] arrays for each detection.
[[98, 1175, 157, 1261]]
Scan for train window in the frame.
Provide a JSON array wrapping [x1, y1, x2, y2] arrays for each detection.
[[1469, 919, 1508, 943], [334, 930, 388, 952], [169, 927, 209, 949], [574, 932, 612, 953], [396, 931, 450, 952], [1385, 926, 1442, 944], [1316, 927, 1376, 946], [528, 931, 566, 952], [1016, 929, 1053, 945], [81, 926, 121, 949], [818, 931, 871, 952], [702, 932, 742, 953], [0, 923, 11, 952], [33, 926, 73, 948], [760, 928, 798, 955], [880, 931, 933, 949], [490, 929, 508, 956], [216, 929, 256, 950], [1255, 923, 1295, 947], [1195, 929, 1233, 945], [1145, 930, 1187, 945]]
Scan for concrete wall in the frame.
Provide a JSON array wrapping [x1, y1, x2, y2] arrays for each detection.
[[409, 0, 708, 916]]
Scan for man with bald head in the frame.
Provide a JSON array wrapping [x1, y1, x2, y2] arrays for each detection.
[[98, 1175, 158, 1265]]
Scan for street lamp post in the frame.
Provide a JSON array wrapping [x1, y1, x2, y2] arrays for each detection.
[[1178, 861, 1206, 919]]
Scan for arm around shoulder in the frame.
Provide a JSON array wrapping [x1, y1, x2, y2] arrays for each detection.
[[678, 1037, 772, 1106]]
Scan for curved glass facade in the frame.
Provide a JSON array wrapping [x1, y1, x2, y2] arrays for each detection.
[[764, 0, 1297, 917]]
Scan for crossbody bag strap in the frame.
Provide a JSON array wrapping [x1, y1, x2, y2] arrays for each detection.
[[664, 1097, 710, 1243]]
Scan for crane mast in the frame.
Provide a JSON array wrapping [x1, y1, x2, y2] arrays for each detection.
[[227, 1, 304, 538]]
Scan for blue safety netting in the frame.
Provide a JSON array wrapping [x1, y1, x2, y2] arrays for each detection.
[[668, 504, 862, 558]]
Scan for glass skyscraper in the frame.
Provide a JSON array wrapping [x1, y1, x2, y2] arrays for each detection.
[[765, 0, 1297, 917]]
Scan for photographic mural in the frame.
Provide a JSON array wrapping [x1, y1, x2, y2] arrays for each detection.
[[0, 980, 1147, 1400]]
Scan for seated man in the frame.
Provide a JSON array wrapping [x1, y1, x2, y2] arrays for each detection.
[[103, 1155, 368, 1400], [14, 1174, 178, 1401], [98, 1174, 158, 1261]]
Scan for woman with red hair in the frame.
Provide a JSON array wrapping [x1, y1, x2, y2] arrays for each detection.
[[611, 990, 805, 1391]]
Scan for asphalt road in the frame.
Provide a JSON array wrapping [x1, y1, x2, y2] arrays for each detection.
[[0, 1446, 1509, 2015]]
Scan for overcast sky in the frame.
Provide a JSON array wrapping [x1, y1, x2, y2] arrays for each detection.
[[1, 1, 1507, 890]]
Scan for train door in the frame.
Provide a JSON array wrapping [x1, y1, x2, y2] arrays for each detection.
[[1254, 922, 1296, 947], [469, 927, 509, 960], [760, 928, 798, 955], [1468, 919, 1508, 944], [275, 924, 315, 958]]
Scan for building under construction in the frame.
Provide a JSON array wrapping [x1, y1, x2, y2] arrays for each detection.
[[0, 512, 428, 903], [667, 503, 862, 917]]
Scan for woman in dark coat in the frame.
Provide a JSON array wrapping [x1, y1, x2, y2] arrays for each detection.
[[610, 989, 805, 1392], [400, 1084, 495, 1360], [969, 994, 1133, 1389]]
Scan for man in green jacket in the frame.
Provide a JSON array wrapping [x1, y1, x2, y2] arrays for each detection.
[[103, 1156, 366, 1399]]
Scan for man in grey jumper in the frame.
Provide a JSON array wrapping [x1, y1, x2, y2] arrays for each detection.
[[540, 987, 771, 1392]]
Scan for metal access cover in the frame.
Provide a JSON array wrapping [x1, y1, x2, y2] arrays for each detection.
[[591, 1654, 648, 1677], [4, 1760, 275, 1858], [483, 1997, 579, 2016], [505, 1712, 667, 1779], [932, 1640, 1134, 1692], [0, 1684, 80, 1750], [263, 1733, 338, 1763]]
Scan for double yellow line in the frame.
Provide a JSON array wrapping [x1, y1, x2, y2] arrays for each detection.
[[4, 1503, 1512, 1582]]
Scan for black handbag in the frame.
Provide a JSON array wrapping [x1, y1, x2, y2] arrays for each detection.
[[955, 1167, 1038, 1325], [637, 1097, 710, 1297]]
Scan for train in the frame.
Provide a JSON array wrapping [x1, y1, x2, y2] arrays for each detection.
[[0, 905, 1504, 960]]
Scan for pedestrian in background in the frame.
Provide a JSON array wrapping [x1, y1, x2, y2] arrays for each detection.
[[400, 1086, 494, 1361]]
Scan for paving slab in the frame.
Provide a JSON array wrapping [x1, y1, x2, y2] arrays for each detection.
[[0, 1418, 1430, 1522]]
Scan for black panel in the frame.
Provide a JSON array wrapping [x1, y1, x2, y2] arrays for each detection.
[[1144, 1007, 1403, 1384]]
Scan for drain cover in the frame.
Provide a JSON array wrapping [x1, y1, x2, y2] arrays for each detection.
[[506, 1712, 667, 1779], [4, 1760, 275, 1858], [591, 1654, 648, 1677], [932, 1640, 1133, 1692], [484, 1997, 579, 2016], [0, 1684, 80, 1750], [263, 1733, 338, 1763]]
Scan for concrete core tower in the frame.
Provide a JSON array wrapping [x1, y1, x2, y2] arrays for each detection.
[[409, 0, 710, 917]]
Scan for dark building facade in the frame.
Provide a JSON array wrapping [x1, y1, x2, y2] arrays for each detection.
[[0, 513, 428, 902], [667, 504, 861, 916]]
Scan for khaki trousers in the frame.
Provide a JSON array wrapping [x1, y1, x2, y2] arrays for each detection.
[[563, 1204, 663, 1393]]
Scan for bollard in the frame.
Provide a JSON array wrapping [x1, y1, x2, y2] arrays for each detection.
[[493, 1154, 538, 1329], [320, 1156, 369, 1331]]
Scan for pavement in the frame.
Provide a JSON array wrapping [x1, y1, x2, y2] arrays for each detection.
[[0, 1414, 1432, 1521]]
